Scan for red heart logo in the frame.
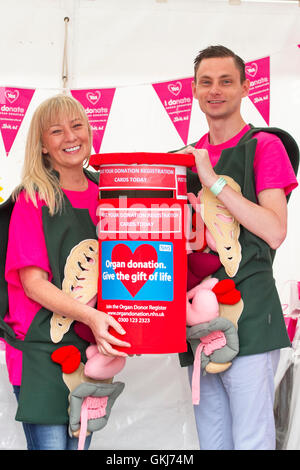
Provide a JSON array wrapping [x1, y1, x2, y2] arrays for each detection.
[[111, 244, 158, 297]]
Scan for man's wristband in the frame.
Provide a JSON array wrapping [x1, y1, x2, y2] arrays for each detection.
[[209, 176, 227, 196]]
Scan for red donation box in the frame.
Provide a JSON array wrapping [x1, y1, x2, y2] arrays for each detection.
[[90, 152, 195, 354]]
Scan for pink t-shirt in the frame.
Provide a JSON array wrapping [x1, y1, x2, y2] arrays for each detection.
[[195, 125, 298, 196], [4, 177, 99, 385]]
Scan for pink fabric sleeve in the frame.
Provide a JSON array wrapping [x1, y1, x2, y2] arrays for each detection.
[[4, 182, 98, 385], [253, 132, 298, 196], [5, 191, 52, 287], [4, 192, 53, 385]]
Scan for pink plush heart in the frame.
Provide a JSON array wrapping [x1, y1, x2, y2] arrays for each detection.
[[111, 244, 158, 297]]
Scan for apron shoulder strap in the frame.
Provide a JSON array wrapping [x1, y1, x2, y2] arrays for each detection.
[[84, 168, 100, 184], [237, 124, 299, 175]]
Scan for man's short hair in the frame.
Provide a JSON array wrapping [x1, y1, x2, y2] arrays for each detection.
[[193, 45, 246, 83]]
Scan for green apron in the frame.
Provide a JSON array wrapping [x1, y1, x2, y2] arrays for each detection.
[[0, 169, 100, 424], [179, 126, 299, 367]]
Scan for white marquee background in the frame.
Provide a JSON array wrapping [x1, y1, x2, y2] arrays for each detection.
[[0, 0, 299, 450]]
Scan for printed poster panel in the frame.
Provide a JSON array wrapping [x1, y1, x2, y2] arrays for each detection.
[[71, 88, 115, 153], [97, 199, 187, 355], [245, 56, 270, 125], [0, 87, 35, 156]]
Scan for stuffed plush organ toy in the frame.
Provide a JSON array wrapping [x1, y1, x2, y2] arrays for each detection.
[[186, 192, 222, 291], [49, 238, 126, 450], [50, 239, 99, 343], [186, 189, 244, 404], [201, 175, 242, 277], [188, 175, 242, 278], [51, 344, 126, 450], [186, 277, 242, 405]]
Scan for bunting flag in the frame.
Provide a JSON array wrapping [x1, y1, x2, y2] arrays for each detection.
[[0, 87, 35, 156], [152, 77, 193, 145], [245, 56, 270, 125], [0, 45, 298, 158], [71, 88, 116, 153]]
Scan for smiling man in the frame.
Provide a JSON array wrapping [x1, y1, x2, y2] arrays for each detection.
[[192, 50, 248, 128], [179, 45, 299, 450]]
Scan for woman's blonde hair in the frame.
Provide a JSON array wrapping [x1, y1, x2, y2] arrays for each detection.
[[13, 94, 92, 215]]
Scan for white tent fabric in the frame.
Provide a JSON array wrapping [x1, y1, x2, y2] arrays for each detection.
[[0, 0, 299, 450]]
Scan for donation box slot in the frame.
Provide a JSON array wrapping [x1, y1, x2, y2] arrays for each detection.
[[90, 152, 195, 355]]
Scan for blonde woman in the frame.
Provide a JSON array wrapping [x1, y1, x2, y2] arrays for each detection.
[[0, 94, 129, 450]]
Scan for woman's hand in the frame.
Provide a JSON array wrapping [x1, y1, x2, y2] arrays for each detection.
[[19, 266, 131, 357], [86, 307, 131, 357]]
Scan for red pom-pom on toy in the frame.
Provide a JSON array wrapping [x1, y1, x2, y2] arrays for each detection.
[[212, 279, 235, 295], [212, 279, 241, 305], [217, 289, 241, 305], [51, 345, 81, 374]]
